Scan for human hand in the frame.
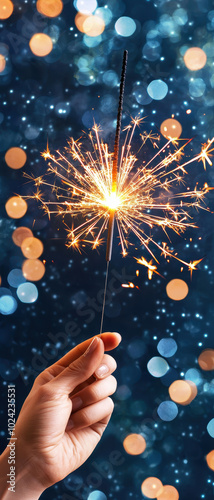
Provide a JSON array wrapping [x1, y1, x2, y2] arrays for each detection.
[[0, 332, 121, 499]]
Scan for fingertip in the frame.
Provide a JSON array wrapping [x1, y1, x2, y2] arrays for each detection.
[[99, 331, 122, 350]]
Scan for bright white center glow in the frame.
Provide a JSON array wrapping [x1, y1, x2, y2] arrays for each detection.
[[104, 191, 120, 210]]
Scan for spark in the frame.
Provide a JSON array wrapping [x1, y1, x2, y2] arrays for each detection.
[[28, 119, 213, 271], [135, 256, 163, 280]]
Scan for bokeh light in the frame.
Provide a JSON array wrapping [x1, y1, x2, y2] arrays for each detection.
[[0, 0, 14, 20], [206, 450, 214, 471], [166, 279, 189, 301], [147, 80, 168, 100], [21, 237, 44, 259], [184, 368, 202, 386], [82, 15, 105, 37], [22, 259, 46, 281], [198, 349, 214, 370], [157, 338, 177, 357], [0, 295, 17, 315], [87, 491, 107, 500], [123, 433, 146, 455], [12, 227, 33, 247], [5, 147, 27, 170], [141, 477, 163, 499], [157, 485, 179, 500], [189, 78, 206, 98], [207, 418, 214, 438], [75, 12, 89, 33], [168, 380, 197, 405], [115, 17, 136, 37], [147, 357, 169, 378], [184, 47, 207, 71], [36, 0, 63, 18], [0, 54, 6, 72], [16, 282, 38, 303], [7, 269, 26, 288], [75, 0, 97, 15], [29, 33, 53, 57], [157, 401, 178, 421], [160, 118, 182, 139], [5, 196, 28, 219]]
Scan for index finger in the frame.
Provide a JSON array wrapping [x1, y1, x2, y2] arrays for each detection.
[[51, 331, 122, 369]]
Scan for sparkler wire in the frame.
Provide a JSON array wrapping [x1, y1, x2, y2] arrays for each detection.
[[100, 50, 128, 334]]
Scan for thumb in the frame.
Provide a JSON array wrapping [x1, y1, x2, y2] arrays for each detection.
[[47, 337, 104, 395]]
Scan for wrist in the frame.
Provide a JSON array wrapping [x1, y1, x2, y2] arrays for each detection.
[[0, 444, 45, 500]]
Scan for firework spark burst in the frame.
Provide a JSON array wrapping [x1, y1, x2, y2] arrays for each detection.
[[26, 118, 213, 270]]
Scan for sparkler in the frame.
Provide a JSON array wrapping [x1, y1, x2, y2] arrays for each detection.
[[25, 52, 214, 333]]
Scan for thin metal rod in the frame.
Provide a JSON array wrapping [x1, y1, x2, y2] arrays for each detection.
[[100, 50, 128, 333], [99, 260, 110, 335], [112, 49, 128, 193]]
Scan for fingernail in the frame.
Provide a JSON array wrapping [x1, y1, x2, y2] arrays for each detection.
[[72, 397, 82, 412], [114, 332, 122, 342], [95, 364, 109, 378], [83, 337, 99, 357]]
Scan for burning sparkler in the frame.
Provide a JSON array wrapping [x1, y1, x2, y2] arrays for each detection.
[[25, 51, 213, 331]]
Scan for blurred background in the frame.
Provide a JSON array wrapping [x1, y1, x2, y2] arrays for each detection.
[[0, 0, 214, 499]]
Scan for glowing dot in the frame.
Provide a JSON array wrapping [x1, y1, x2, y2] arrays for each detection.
[[166, 279, 189, 301], [206, 450, 214, 471], [82, 15, 105, 36], [7, 269, 26, 288], [198, 349, 214, 371], [123, 433, 146, 455], [21, 237, 44, 259], [75, 0, 97, 15], [0, 0, 14, 19], [0, 54, 6, 72], [36, 0, 63, 17], [168, 380, 197, 405], [5, 196, 28, 219], [147, 80, 168, 100], [157, 401, 178, 421], [29, 33, 53, 57], [160, 119, 182, 139], [141, 477, 163, 499], [22, 259, 45, 281], [157, 485, 179, 500], [157, 338, 177, 358], [147, 357, 169, 378], [17, 282, 38, 304], [0, 295, 17, 315], [184, 47, 207, 71], [207, 419, 214, 438], [87, 491, 107, 500], [12, 227, 33, 247], [115, 16, 136, 37], [75, 12, 89, 32], [5, 147, 27, 170]]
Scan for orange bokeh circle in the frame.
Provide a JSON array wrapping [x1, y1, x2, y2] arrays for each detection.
[[29, 33, 53, 57], [5, 197, 28, 219], [198, 349, 214, 371], [141, 477, 163, 499], [21, 237, 44, 259], [5, 147, 27, 169], [123, 433, 146, 455], [36, 0, 63, 18], [0, 0, 14, 20]]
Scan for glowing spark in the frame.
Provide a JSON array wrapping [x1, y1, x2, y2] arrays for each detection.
[[28, 120, 213, 271], [135, 256, 163, 280]]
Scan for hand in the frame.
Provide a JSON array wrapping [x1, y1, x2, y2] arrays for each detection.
[[0, 332, 121, 499]]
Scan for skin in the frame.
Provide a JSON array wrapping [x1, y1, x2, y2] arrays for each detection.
[[0, 332, 121, 499]]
